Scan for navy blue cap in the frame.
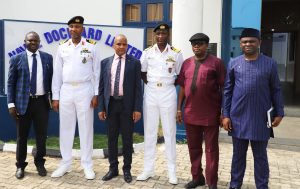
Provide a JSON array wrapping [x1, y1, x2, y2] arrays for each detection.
[[153, 23, 170, 32], [68, 16, 84, 25], [240, 28, 260, 39]]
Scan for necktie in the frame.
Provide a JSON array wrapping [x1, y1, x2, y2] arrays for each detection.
[[113, 56, 122, 97], [30, 53, 37, 95]]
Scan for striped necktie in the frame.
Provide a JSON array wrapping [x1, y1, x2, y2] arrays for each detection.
[[113, 56, 122, 97]]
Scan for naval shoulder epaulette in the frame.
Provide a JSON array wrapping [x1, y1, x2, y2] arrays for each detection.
[[86, 39, 97, 45], [171, 46, 181, 53], [59, 39, 69, 45]]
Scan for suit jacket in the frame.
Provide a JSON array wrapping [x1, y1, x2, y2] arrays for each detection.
[[7, 51, 53, 115], [98, 54, 142, 114]]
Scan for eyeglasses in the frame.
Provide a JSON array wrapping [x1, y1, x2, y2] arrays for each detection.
[[191, 41, 207, 46]]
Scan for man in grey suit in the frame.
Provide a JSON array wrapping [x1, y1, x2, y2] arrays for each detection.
[[98, 34, 142, 183], [7, 31, 53, 179]]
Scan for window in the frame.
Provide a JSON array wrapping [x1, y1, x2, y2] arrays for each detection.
[[123, 0, 173, 48], [147, 28, 155, 47], [147, 3, 163, 22], [125, 4, 141, 22]]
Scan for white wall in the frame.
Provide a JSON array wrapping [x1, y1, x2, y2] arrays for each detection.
[[202, 0, 223, 58], [172, 0, 223, 59], [0, 0, 122, 26]]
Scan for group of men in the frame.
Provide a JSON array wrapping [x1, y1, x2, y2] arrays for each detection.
[[7, 15, 284, 189]]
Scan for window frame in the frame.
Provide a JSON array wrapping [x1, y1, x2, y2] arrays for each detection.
[[123, 0, 173, 49]]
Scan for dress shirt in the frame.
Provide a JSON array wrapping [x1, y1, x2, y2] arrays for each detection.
[[111, 54, 126, 96], [140, 44, 184, 84]]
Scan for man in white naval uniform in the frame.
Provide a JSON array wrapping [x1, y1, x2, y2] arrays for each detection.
[[51, 16, 100, 180], [137, 23, 184, 185]]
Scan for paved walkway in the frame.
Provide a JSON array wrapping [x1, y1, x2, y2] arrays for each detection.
[[0, 140, 300, 189]]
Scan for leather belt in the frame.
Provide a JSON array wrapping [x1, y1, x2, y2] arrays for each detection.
[[111, 96, 123, 100], [30, 95, 45, 99]]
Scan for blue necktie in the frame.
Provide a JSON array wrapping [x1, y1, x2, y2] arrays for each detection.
[[30, 53, 37, 95], [113, 56, 122, 97]]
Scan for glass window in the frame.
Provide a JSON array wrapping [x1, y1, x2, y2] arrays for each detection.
[[147, 3, 163, 22], [169, 3, 173, 21], [147, 28, 155, 47], [125, 4, 141, 22]]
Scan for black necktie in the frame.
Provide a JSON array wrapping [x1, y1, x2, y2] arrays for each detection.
[[30, 53, 37, 95], [113, 56, 122, 97]]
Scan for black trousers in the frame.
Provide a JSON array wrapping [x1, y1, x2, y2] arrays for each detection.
[[107, 97, 134, 172], [16, 96, 49, 169]]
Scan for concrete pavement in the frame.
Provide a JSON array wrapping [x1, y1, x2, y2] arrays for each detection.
[[0, 116, 300, 188]]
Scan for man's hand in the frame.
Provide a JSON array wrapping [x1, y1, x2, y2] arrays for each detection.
[[8, 107, 19, 120], [176, 111, 183, 124], [219, 115, 224, 127], [52, 100, 59, 112], [133, 111, 141, 123], [272, 116, 283, 127], [222, 117, 232, 132], [98, 111, 106, 120], [90, 96, 98, 108]]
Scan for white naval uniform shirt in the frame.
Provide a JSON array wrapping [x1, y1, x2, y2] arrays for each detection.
[[52, 38, 100, 100], [140, 44, 184, 84]]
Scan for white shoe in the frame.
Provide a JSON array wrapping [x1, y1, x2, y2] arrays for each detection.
[[84, 168, 95, 180], [51, 165, 71, 178], [168, 173, 178, 185], [136, 171, 154, 181]]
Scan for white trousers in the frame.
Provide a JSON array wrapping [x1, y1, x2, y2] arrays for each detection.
[[143, 83, 177, 174], [59, 82, 94, 169]]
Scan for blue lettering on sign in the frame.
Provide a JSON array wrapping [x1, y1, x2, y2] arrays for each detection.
[[7, 44, 43, 57], [95, 30, 102, 40], [44, 32, 53, 44], [105, 34, 114, 47], [82, 27, 87, 38], [125, 44, 142, 59], [87, 28, 95, 39], [59, 28, 68, 40], [126, 44, 132, 53], [51, 30, 60, 41]]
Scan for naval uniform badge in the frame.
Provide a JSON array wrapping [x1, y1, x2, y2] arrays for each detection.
[[82, 57, 87, 63], [166, 56, 176, 73], [81, 48, 91, 64]]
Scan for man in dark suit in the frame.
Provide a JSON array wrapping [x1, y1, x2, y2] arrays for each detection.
[[7, 31, 53, 179], [98, 34, 142, 183]]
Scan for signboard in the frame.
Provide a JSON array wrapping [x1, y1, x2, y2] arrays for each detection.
[[3, 20, 144, 93]]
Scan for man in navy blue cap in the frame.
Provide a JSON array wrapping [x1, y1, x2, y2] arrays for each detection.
[[137, 23, 184, 185], [222, 28, 284, 189], [51, 15, 100, 180]]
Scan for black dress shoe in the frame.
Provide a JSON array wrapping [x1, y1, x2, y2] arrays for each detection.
[[102, 170, 119, 181], [36, 165, 47, 176], [123, 171, 132, 183], [15, 168, 24, 179], [184, 177, 205, 189]]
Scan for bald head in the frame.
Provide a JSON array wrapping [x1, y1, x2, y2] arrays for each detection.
[[113, 34, 128, 56]]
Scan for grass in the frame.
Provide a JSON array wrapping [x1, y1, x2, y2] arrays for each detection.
[[6, 133, 144, 150]]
